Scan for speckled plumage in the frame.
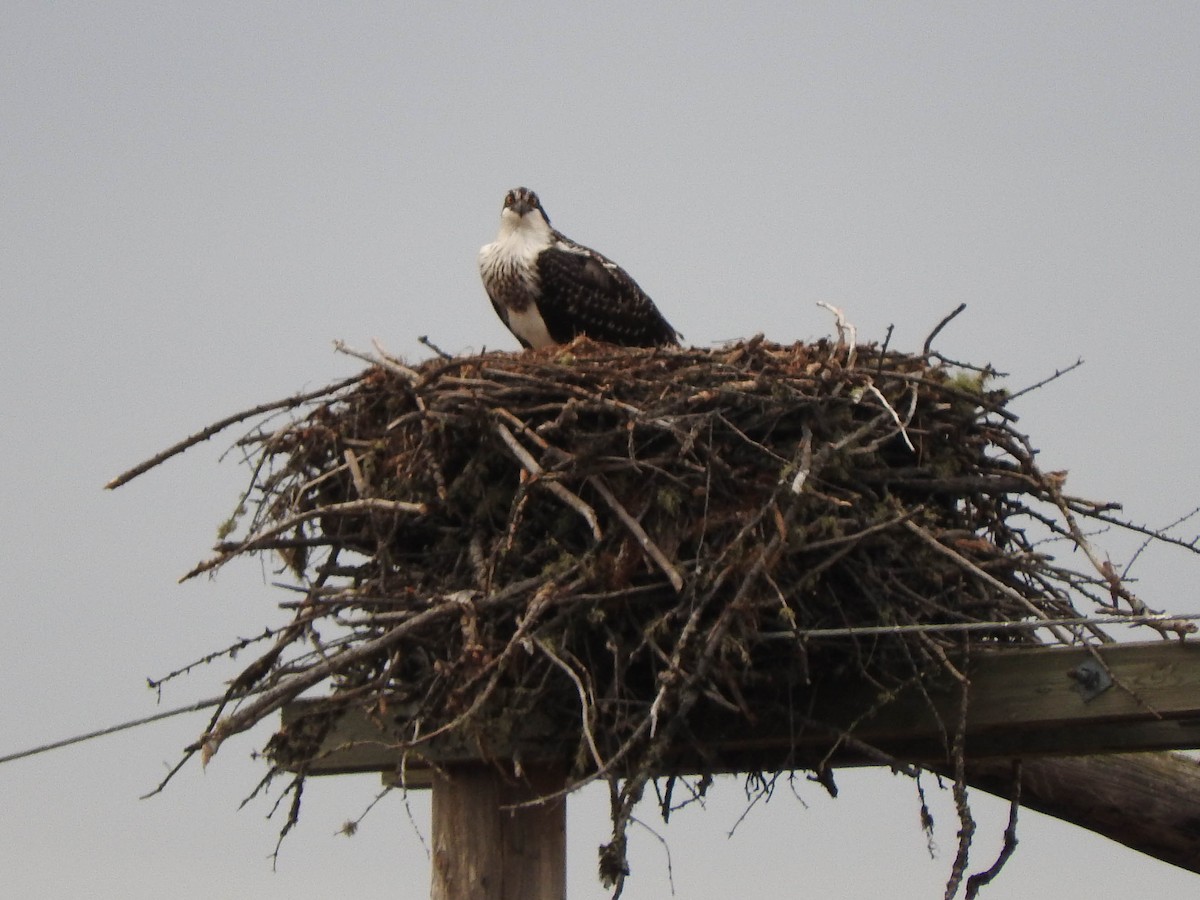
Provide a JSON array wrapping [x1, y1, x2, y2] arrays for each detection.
[[478, 187, 680, 349]]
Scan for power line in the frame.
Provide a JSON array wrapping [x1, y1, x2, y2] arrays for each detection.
[[757, 611, 1200, 641], [4, 611, 1197, 768], [0, 694, 228, 767]]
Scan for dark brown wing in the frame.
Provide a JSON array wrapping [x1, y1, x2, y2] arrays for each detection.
[[534, 240, 680, 347]]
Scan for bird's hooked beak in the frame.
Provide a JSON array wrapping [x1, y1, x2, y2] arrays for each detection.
[[509, 196, 534, 217]]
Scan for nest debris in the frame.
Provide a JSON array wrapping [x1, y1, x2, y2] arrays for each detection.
[[118, 332, 1196, 896]]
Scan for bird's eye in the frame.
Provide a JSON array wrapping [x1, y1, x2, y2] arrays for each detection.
[[504, 191, 514, 207]]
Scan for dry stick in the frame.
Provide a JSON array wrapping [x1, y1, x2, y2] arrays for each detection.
[[343, 449, 368, 498], [183, 498, 429, 582], [943, 645, 975, 900], [534, 638, 605, 772], [588, 477, 685, 593], [332, 339, 420, 383], [1050, 487, 1196, 638], [1084, 509, 1200, 555], [609, 525, 789, 894], [876, 323, 895, 378], [864, 382, 915, 452], [491, 419, 603, 541], [195, 594, 478, 763], [1124, 503, 1200, 577], [370, 338, 421, 378], [148, 627, 281, 691], [105, 374, 365, 490], [923, 302, 967, 356], [902, 520, 1074, 644], [817, 301, 857, 368], [1005, 358, 1085, 402], [357, 575, 577, 756], [417, 334, 453, 359]]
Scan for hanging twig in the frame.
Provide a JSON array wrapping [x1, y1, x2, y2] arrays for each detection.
[[965, 761, 1021, 899]]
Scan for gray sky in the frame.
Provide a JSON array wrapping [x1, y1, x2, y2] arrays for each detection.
[[3, 3, 1199, 897]]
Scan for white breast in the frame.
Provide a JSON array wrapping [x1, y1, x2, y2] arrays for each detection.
[[479, 209, 558, 348], [478, 210, 553, 282]]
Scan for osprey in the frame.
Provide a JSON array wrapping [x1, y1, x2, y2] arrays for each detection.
[[478, 187, 680, 349]]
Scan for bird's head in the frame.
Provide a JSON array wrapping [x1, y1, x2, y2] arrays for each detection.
[[499, 187, 551, 230]]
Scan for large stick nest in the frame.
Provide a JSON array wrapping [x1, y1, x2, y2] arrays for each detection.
[[124, 333, 1194, 893]]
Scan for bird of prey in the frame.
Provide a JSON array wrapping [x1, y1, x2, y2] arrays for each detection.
[[478, 187, 680, 349]]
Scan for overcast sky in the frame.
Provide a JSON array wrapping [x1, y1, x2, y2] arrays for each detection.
[[3, 3, 1199, 898]]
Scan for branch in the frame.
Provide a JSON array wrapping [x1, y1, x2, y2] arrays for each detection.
[[492, 420, 603, 542], [183, 498, 429, 582], [1006, 358, 1084, 402], [903, 521, 1074, 643], [105, 375, 365, 490], [588, 477, 684, 593], [923, 303, 967, 356], [965, 761, 1021, 899]]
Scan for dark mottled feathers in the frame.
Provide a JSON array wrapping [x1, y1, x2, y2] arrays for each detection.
[[535, 241, 679, 347]]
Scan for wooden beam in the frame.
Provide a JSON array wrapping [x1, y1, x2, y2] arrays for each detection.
[[275, 641, 1200, 882], [964, 752, 1200, 875], [277, 641, 1200, 778], [431, 765, 565, 900]]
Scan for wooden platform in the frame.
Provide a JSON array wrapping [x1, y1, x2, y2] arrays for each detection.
[[279, 640, 1200, 783]]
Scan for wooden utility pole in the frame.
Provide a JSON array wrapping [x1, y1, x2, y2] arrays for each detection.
[[431, 765, 566, 900]]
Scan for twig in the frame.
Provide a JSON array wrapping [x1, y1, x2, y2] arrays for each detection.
[[631, 815, 677, 896], [492, 420, 603, 541], [184, 498, 429, 581], [965, 761, 1021, 899], [535, 639, 604, 771], [343, 449, 367, 498], [1006, 358, 1084, 401], [333, 339, 420, 383], [105, 375, 364, 489], [903, 521, 1072, 644], [195, 597, 469, 763], [418, 335, 453, 359], [1048, 486, 1197, 639], [337, 784, 393, 837], [877, 324, 894, 378], [1124, 503, 1200, 576], [864, 382, 915, 452], [942, 641, 973, 900], [923, 303, 967, 356], [588, 477, 684, 593], [817, 302, 857, 367]]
